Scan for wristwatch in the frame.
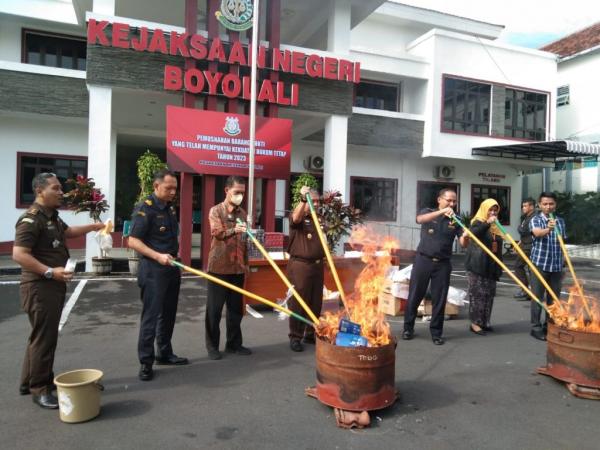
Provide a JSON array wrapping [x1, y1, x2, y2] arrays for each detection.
[[43, 267, 54, 279]]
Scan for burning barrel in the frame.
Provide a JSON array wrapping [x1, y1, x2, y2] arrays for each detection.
[[538, 322, 600, 399], [315, 337, 396, 411]]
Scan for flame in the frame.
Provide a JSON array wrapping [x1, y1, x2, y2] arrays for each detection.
[[316, 226, 397, 346], [547, 286, 600, 333]]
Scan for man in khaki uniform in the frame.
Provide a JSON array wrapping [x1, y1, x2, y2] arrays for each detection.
[[13, 173, 104, 409]]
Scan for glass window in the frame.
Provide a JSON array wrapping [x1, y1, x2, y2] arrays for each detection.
[[18, 153, 87, 206], [416, 181, 461, 213], [504, 88, 547, 141], [23, 30, 86, 70], [471, 185, 510, 225], [351, 177, 397, 221], [442, 76, 491, 135], [354, 81, 400, 112]]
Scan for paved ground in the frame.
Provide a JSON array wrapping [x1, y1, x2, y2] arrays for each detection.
[[1, 254, 600, 450]]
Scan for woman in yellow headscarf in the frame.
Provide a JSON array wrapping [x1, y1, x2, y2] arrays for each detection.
[[463, 199, 503, 335]]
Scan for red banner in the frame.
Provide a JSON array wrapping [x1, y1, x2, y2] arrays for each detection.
[[166, 106, 292, 179]]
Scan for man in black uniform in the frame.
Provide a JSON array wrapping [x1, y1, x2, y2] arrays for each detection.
[[513, 198, 536, 300], [287, 186, 325, 352], [402, 188, 464, 345], [13, 173, 104, 409], [128, 169, 188, 381]]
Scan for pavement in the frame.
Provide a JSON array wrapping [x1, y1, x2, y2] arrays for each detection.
[[1, 254, 600, 450]]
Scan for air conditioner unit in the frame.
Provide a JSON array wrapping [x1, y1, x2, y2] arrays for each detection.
[[434, 165, 455, 179], [303, 155, 324, 171]]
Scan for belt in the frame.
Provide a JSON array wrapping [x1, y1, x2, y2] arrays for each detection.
[[418, 253, 448, 263], [290, 256, 323, 264]]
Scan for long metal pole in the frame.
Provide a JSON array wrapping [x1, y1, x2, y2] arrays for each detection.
[[247, 0, 260, 226], [237, 219, 320, 324]]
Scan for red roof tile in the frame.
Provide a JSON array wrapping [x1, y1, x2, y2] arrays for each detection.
[[541, 22, 600, 57]]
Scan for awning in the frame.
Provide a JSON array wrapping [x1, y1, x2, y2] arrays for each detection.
[[472, 140, 600, 162]]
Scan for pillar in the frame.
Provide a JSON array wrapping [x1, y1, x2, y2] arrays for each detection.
[[327, 0, 351, 54], [85, 86, 116, 271], [323, 114, 349, 199], [261, 179, 276, 231], [201, 175, 216, 270]]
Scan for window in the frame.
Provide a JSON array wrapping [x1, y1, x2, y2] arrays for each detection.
[[17, 153, 87, 207], [354, 81, 400, 112], [22, 29, 87, 70], [416, 181, 461, 212], [471, 184, 511, 225], [443, 77, 491, 135], [351, 177, 397, 221], [504, 89, 547, 140]]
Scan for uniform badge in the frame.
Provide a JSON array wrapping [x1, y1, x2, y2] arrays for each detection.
[[428, 229, 435, 235], [21, 218, 34, 224], [307, 233, 313, 240], [159, 226, 166, 232], [144, 199, 153, 206], [52, 239, 61, 248]]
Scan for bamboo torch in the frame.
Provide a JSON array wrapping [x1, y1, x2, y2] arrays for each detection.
[[451, 214, 552, 315], [550, 213, 592, 318], [237, 219, 319, 325], [494, 219, 564, 313], [305, 195, 351, 315], [170, 260, 315, 328]]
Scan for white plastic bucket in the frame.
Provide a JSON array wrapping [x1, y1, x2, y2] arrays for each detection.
[[54, 369, 104, 423]]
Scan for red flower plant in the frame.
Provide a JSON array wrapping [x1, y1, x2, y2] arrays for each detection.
[[63, 176, 110, 222]]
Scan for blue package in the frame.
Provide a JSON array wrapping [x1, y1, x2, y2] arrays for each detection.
[[335, 331, 368, 347], [339, 319, 362, 335]]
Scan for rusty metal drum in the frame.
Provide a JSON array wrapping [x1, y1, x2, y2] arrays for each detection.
[[315, 337, 396, 411], [538, 322, 600, 390]]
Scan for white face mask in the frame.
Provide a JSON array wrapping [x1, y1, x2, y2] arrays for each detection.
[[230, 193, 244, 206]]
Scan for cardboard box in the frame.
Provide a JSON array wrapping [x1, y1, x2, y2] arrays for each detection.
[[378, 291, 406, 316], [418, 299, 459, 317]]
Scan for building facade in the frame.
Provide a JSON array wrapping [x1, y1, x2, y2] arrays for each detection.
[[1, 0, 577, 268]]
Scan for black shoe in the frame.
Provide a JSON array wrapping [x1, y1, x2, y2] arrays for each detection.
[[225, 346, 252, 356], [207, 350, 223, 360], [470, 325, 487, 336], [432, 337, 445, 345], [19, 384, 30, 396], [402, 330, 414, 340], [155, 354, 189, 365], [290, 339, 304, 352], [530, 329, 547, 341], [32, 393, 58, 409], [138, 364, 153, 381], [483, 325, 494, 332], [302, 335, 316, 345]]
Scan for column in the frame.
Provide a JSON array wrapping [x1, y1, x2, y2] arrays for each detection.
[[201, 175, 216, 270], [261, 179, 276, 231], [85, 86, 116, 271], [179, 173, 193, 266], [327, 0, 351, 54], [323, 114, 349, 199]]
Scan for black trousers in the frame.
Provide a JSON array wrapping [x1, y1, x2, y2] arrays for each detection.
[[20, 280, 66, 395], [530, 267, 562, 331], [137, 259, 181, 365], [513, 247, 531, 289], [403, 254, 452, 338], [287, 258, 324, 340], [205, 273, 245, 352]]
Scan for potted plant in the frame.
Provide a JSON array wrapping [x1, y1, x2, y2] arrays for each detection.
[[63, 175, 112, 274], [291, 173, 363, 254], [127, 150, 168, 275]]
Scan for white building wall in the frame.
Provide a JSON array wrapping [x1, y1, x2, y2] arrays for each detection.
[[351, 17, 429, 58], [408, 30, 558, 159], [0, 115, 90, 242], [556, 52, 600, 142]]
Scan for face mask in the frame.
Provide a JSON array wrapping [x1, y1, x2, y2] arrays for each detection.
[[230, 193, 244, 206]]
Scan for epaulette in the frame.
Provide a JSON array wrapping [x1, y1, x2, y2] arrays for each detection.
[[26, 207, 39, 215], [136, 211, 146, 217], [144, 199, 153, 206]]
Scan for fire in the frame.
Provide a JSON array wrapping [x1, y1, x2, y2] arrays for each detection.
[[547, 286, 600, 333], [316, 226, 397, 346]]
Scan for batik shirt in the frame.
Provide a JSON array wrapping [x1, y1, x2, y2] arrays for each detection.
[[207, 202, 248, 274]]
